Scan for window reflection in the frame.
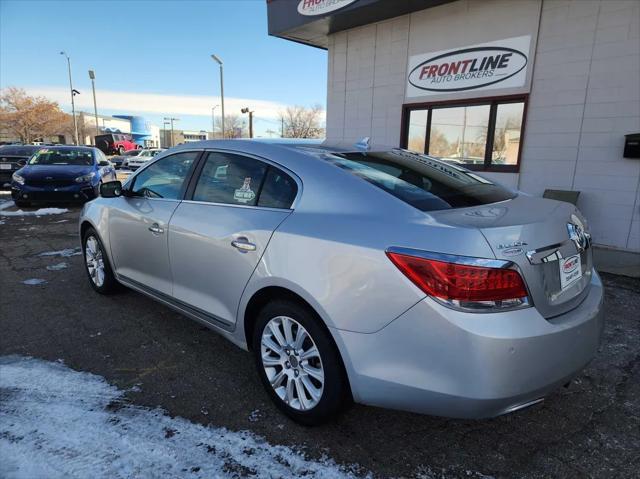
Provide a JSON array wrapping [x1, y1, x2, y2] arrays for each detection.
[[492, 102, 524, 165], [407, 109, 428, 153], [429, 105, 490, 165]]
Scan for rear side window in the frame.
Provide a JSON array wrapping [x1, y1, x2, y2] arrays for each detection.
[[193, 152, 267, 206], [191, 152, 297, 209], [326, 150, 515, 211], [257, 168, 297, 209]]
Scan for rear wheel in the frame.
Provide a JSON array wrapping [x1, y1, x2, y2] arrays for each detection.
[[252, 300, 351, 425], [82, 228, 118, 294]]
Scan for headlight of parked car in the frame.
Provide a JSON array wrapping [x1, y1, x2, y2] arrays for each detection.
[[75, 171, 96, 183], [12, 172, 25, 185]]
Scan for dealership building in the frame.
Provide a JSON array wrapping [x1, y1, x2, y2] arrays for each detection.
[[267, 0, 640, 273]]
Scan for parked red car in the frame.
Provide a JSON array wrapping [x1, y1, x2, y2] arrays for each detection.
[[94, 133, 140, 155]]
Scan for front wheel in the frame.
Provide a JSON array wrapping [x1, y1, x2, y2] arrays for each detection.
[[82, 228, 119, 294], [117, 146, 125, 155], [252, 300, 351, 425]]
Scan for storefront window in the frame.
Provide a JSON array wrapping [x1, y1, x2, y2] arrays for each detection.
[[402, 97, 526, 172], [491, 102, 524, 166], [429, 105, 490, 165], [407, 110, 428, 153]]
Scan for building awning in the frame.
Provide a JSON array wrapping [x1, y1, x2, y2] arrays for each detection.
[[267, 0, 454, 49]]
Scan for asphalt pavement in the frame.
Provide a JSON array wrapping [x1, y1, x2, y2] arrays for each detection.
[[1, 201, 638, 478]]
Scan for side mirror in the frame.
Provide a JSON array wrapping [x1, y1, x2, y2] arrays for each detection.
[[17, 159, 26, 167], [100, 181, 123, 198], [98, 159, 111, 167]]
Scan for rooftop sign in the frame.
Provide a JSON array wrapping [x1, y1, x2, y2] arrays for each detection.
[[297, 0, 358, 16], [406, 36, 531, 97]]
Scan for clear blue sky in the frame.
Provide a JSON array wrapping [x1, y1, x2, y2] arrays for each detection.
[[0, 0, 328, 136]]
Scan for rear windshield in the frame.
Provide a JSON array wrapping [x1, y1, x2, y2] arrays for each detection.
[[325, 150, 515, 211], [0, 145, 40, 157], [28, 148, 94, 166]]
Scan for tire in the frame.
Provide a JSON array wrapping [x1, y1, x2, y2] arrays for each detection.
[[252, 299, 351, 426], [82, 227, 119, 294], [14, 200, 30, 208], [117, 146, 125, 155]]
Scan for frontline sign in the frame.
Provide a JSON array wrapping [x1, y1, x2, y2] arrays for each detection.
[[297, 0, 357, 16], [406, 36, 530, 97]]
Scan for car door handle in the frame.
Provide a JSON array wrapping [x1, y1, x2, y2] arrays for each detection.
[[231, 238, 256, 252], [148, 223, 164, 234]]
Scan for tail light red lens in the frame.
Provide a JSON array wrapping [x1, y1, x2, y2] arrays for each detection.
[[386, 252, 529, 305]]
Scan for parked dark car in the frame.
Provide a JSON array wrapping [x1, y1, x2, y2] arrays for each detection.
[[0, 145, 41, 187], [95, 133, 139, 155], [11, 146, 117, 206]]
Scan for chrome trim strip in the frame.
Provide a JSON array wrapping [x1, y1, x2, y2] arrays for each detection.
[[181, 199, 292, 213], [386, 246, 513, 269]]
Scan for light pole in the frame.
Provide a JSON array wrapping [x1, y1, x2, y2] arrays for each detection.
[[164, 117, 179, 147], [163, 121, 170, 148], [211, 105, 219, 138], [60, 51, 79, 145], [210, 54, 225, 138], [88, 70, 99, 142], [241, 107, 254, 138]]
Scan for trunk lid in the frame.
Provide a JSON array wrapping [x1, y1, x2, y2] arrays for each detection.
[[429, 195, 593, 318]]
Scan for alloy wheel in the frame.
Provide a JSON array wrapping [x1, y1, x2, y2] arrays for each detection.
[[260, 315, 324, 411], [85, 236, 105, 287]]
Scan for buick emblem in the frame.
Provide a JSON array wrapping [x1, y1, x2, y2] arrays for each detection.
[[567, 216, 589, 252]]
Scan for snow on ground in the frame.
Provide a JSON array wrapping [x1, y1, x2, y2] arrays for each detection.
[[45, 262, 68, 271], [38, 247, 82, 258], [21, 278, 47, 285], [0, 356, 363, 479], [0, 201, 69, 217]]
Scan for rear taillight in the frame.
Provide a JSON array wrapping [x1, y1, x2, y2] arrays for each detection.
[[386, 250, 530, 312]]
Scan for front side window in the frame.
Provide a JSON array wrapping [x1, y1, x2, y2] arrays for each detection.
[[402, 98, 526, 172], [325, 150, 515, 212], [28, 148, 94, 166], [130, 151, 198, 200]]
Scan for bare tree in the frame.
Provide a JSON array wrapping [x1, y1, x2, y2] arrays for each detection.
[[0, 87, 72, 143], [278, 104, 324, 138], [215, 113, 246, 139]]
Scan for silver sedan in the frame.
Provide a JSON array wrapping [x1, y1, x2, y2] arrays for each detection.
[[79, 140, 604, 425]]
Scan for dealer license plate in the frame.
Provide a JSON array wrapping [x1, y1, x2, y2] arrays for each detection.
[[0, 164, 11, 170], [559, 254, 582, 290]]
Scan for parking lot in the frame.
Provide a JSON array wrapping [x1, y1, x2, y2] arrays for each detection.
[[1, 199, 639, 478]]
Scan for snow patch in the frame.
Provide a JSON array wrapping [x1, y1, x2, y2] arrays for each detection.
[[0, 202, 69, 217], [0, 356, 364, 479], [38, 247, 82, 258], [21, 278, 47, 285], [46, 262, 69, 271]]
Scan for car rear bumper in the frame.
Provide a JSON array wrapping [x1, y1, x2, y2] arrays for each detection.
[[332, 269, 604, 418]]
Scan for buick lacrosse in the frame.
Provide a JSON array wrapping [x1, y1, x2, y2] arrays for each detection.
[[79, 140, 603, 425]]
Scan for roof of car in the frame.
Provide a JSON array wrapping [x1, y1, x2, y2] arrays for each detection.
[[31, 145, 96, 150], [168, 138, 395, 156]]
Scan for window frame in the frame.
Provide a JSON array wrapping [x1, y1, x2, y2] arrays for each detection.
[[400, 94, 528, 173], [183, 149, 302, 211]]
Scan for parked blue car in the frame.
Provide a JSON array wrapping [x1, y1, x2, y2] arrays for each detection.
[[11, 146, 117, 207]]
